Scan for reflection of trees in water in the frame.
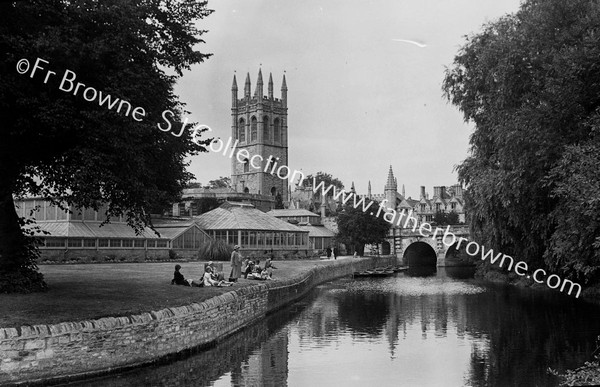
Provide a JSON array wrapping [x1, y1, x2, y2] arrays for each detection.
[[294, 288, 343, 348], [69, 280, 600, 386], [337, 292, 391, 335], [310, 281, 599, 387], [461, 286, 599, 386]]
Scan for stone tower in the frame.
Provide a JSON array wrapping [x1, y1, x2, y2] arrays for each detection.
[[231, 69, 289, 202]]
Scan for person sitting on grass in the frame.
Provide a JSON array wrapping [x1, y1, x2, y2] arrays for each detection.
[[172, 264, 204, 287], [206, 261, 225, 281], [243, 259, 255, 279], [203, 266, 233, 287], [172, 264, 191, 286], [247, 260, 273, 280]]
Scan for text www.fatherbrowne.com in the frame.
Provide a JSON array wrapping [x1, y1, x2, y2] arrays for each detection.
[[308, 180, 582, 298], [207, 134, 582, 298]]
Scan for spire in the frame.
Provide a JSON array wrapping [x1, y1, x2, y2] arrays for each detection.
[[255, 68, 263, 98], [402, 184, 405, 198], [232, 73, 238, 107], [385, 165, 397, 190], [368, 181, 372, 198], [244, 72, 251, 98], [281, 73, 287, 107], [268, 72, 274, 99]]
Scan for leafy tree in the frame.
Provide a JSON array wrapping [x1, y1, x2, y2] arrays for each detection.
[[336, 199, 390, 256], [545, 140, 600, 284], [443, 0, 600, 276], [0, 0, 213, 292], [207, 176, 231, 189], [304, 171, 344, 193], [185, 181, 203, 189], [432, 211, 460, 226], [274, 193, 284, 209]]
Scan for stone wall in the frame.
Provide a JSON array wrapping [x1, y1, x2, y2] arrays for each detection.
[[0, 256, 396, 385]]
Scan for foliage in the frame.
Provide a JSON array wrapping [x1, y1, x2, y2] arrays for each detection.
[[198, 239, 233, 262], [303, 171, 344, 192], [432, 211, 460, 226], [335, 199, 390, 255], [443, 0, 600, 277], [0, 0, 213, 292], [185, 181, 203, 189], [544, 140, 600, 284], [274, 193, 284, 209], [193, 197, 221, 215], [207, 176, 231, 189], [551, 358, 600, 386]]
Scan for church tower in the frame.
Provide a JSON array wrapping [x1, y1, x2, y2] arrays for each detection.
[[231, 69, 289, 202]]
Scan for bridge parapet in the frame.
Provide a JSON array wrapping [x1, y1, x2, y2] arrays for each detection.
[[388, 224, 471, 267]]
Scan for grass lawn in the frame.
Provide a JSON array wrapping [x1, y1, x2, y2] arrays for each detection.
[[0, 258, 347, 329]]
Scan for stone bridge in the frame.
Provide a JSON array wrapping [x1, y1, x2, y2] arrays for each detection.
[[378, 225, 471, 267]]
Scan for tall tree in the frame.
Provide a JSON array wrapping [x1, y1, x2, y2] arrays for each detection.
[[443, 0, 600, 278], [336, 199, 390, 256], [0, 0, 213, 292]]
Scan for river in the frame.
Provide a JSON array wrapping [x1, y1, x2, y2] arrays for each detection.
[[65, 267, 600, 386]]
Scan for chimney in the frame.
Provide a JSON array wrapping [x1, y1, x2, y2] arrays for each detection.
[[420, 186, 426, 199]]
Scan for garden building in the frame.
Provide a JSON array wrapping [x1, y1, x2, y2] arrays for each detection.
[[194, 202, 311, 258], [266, 209, 336, 252], [14, 198, 205, 263]]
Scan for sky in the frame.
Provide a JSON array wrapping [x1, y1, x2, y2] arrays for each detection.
[[177, 0, 522, 199]]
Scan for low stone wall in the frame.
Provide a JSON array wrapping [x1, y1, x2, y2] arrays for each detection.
[[0, 256, 396, 385]]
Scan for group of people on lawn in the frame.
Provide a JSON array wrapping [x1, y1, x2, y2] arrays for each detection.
[[172, 245, 276, 288]]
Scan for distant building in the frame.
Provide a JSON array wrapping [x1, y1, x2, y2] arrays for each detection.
[[168, 187, 276, 215], [362, 165, 466, 226], [14, 198, 207, 262], [267, 209, 336, 252]]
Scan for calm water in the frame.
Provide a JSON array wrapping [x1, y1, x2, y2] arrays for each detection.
[[65, 267, 600, 387]]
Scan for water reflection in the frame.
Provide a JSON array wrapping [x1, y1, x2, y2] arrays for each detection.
[[64, 268, 600, 387]]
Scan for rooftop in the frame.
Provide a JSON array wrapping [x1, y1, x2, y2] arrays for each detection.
[[194, 202, 307, 232]]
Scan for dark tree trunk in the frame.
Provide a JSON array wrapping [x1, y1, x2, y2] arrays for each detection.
[[0, 183, 47, 293], [0, 186, 24, 270]]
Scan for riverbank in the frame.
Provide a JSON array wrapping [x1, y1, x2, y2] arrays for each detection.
[[0, 256, 396, 385]]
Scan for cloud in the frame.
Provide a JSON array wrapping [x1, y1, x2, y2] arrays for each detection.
[[392, 39, 427, 48]]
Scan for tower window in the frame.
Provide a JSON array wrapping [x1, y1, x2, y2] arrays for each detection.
[[251, 116, 257, 142], [243, 158, 249, 173], [274, 118, 280, 143], [263, 115, 269, 142], [238, 118, 245, 142]]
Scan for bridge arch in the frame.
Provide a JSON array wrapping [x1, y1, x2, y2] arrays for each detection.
[[403, 241, 437, 268]]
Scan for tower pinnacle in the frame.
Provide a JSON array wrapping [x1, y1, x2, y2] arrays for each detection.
[[244, 72, 251, 98]]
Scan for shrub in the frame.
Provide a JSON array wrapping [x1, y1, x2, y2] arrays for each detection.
[[198, 239, 233, 261], [168, 249, 177, 260]]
